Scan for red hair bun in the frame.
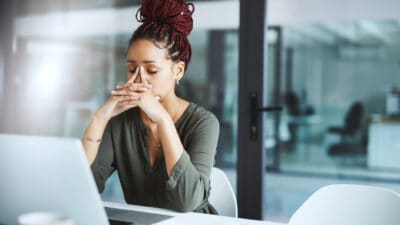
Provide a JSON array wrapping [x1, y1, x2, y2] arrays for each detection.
[[136, 0, 194, 36]]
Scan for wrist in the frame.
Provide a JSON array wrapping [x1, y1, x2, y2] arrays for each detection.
[[82, 113, 109, 145], [83, 131, 101, 143], [156, 112, 174, 129], [94, 110, 111, 123]]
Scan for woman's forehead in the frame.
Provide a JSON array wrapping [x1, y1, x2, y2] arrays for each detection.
[[127, 39, 170, 62]]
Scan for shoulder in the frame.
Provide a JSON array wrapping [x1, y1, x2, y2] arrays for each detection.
[[179, 103, 220, 148], [180, 103, 220, 135], [186, 103, 219, 126]]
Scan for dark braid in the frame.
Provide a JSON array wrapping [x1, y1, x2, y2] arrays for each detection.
[[129, 0, 194, 70]]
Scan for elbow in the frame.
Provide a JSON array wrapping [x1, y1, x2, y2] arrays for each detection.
[[175, 205, 195, 213], [173, 199, 203, 213], [169, 183, 208, 213]]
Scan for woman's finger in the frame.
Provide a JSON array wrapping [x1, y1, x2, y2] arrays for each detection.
[[111, 90, 129, 96], [116, 83, 151, 92], [117, 100, 139, 108], [111, 90, 142, 96], [140, 66, 148, 85], [115, 84, 125, 90], [122, 84, 150, 92], [127, 66, 140, 83], [112, 95, 140, 103]]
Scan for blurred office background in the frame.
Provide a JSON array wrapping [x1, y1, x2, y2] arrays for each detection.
[[1, 0, 400, 223]]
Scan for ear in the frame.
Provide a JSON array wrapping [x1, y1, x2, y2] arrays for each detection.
[[173, 61, 185, 81]]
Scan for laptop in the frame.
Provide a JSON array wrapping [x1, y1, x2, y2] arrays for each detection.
[[0, 134, 172, 225]]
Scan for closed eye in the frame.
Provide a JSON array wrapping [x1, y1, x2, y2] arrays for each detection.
[[148, 70, 158, 74], [128, 66, 137, 74]]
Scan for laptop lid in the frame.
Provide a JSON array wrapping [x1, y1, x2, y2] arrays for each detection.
[[0, 134, 109, 225]]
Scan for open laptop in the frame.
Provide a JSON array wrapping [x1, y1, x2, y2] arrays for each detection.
[[0, 134, 172, 225]]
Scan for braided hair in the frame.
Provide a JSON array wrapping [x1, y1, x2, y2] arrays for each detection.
[[129, 0, 194, 70]]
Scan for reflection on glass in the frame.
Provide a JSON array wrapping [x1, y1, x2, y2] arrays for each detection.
[[276, 20, 400, 180]]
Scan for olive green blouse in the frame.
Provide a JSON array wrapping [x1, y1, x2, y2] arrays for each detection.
[[90, 102, 220, 213]]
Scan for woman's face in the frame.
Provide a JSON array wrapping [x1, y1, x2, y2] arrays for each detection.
[[126, 39, 184, 101]]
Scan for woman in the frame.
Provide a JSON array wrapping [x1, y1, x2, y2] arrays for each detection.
[[82, 0, 219, 214]]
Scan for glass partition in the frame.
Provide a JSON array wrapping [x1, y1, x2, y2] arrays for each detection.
[[6, 0, 400, 223], [277, 20, 400, 180]]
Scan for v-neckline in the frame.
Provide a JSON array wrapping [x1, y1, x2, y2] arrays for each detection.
[[134, 102, 193, 170]]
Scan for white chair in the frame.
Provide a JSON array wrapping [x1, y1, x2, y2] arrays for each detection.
[[209, 167, 238, 217], [289, 184, 400, 225], [101, 171, 126, 203]]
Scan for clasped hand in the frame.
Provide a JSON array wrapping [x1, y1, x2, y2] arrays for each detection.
[[95, 67, 168, 124]]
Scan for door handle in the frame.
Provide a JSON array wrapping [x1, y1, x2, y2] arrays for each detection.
[[250, 91, 282, 140]]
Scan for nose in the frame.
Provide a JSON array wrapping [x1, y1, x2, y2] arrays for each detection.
[[134, 71, 142, 83], [134, 66, 148, 84], [127, 66, 145, 84]]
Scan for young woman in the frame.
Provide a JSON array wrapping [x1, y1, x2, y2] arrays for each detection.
[[82, 0, 219, 214]]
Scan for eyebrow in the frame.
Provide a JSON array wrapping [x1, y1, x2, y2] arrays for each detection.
[[126, 60, 157, 64]]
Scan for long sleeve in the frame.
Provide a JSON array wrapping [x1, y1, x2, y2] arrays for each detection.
[[90, 122, 116, 193], [165, 114, 219, 212]]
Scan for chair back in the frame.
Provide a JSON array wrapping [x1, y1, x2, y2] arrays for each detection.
[[289, 184, 400, 225], [209, 167, 238, 217], [344, 101, 364, 134]]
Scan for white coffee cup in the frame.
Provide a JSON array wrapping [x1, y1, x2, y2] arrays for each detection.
[[18, 212, 74, 225]]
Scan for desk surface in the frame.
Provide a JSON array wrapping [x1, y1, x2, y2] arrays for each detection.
[[103, 201, 179, 217], [103, 201, 286, 225], [369, 115, 400, 124], [153, 212, 286, 225]]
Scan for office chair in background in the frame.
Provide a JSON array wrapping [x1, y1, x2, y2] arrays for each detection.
[[285, 91, 316, 145], [327, 101, 366, 156], [289, 184, 400, 225]]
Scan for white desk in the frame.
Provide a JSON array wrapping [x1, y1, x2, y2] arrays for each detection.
[[103, 201, 179, 217], [368, 120, 400, 169], [153, 212, 286, 225], [104, 201, 286, 225]]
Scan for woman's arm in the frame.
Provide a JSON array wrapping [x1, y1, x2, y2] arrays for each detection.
[[158, 114, 185, 176], [163, 115, 219, 212], [82, 112, 110, 165], [82, 69, 148, 165]]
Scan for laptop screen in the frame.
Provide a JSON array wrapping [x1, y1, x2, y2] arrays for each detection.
[[0, 134, 109, 225]]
